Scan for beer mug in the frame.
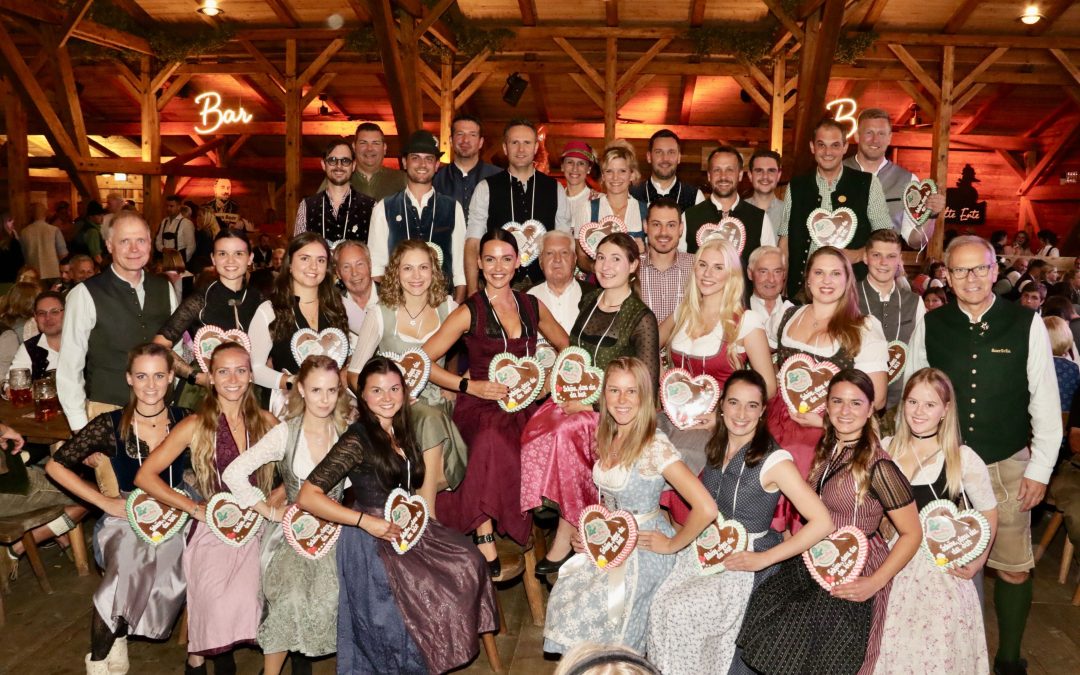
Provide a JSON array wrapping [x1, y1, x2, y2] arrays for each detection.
[[8, 368, 32, 407]]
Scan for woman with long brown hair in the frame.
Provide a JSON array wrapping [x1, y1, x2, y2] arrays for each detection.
[[135, 342, 278, 675], [874, 368, 997, 673], [248, 232, 350, 414], [738, 369, 921, 675], [46, 343, 188, 674], [222, 355, 353, 675]]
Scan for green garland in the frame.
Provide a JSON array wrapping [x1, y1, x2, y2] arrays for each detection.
[[835, 32, 878, 65]]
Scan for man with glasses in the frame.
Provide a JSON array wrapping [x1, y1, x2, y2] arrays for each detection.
[[368, 130, 467, 302], [319, 122, 407, 201], [294, 138, 376, 242], [10, 291, 64, 380], [906, 235, 1060, 675]]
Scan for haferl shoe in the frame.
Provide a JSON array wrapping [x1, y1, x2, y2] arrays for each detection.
[[993, 658, 1028, 675]]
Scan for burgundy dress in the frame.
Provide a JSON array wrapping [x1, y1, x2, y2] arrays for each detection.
[[436, 291, 541, 546]]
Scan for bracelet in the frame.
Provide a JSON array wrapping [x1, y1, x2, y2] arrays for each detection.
[[356, 512, 364, 528]]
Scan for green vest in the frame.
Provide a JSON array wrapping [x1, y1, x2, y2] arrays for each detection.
[[683, 198, 766, 270], [925, 299, 1032, 465], [83, 271, 172, 406], [786, 168, 873, 298]]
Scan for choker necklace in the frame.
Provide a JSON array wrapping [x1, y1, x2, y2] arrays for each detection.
[[911, 430, 938, 439], [134, 405, 166, 418]]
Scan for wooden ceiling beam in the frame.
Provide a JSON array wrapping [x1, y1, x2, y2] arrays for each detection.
[[262, 0, 301, 27], [943, 0, 980, 34], [157, 74, 192, 111], [417, 0, 458, 35], [367, 0, 421, 136], [996, 149, 1027, 180], [238, 38, 286, 91], [0, 0, 151, 54], [955, 84, 1013, 134], [1018, 120, 1080, 194], [86, 137, 120, 158], [616, 38, 672, 91], [733, 75, 771, 114], [895, 80, 936, 117], [344, 0, 371, 23], [689, 0, 706, 26], [554, 38, 605, 90], [854, 0, 889, 30], [1028, 0, 1072, 36], [791, 0, 846, 175], [761, 0, 806, 43], [298, 38, 345, 88], [606, 0, 619, 27], [392, 0, 455, 49], [1024, 98, 1074, 138], [301, 72, 338, 109], [678, 76, 696, 125], [888, 44, 942, 100], [954, 47, 1008, 97], [163, 135, 229, 167], [876, 32, 1080, 50], [516, 0, 538, 26], [531, 73, 551, 122], [617, 74, 653, 109], [57, 0, 94, 49]]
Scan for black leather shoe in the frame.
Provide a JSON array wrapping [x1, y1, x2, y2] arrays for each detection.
[[535, 551, 574, 576], [473, 532, 500, 578], [994, 659, 1028, 675], [184, 664, 207, 675]]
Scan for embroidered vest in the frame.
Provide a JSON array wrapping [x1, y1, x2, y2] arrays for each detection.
[[382, 190, 458, 283], [302, 188, 375, 242], [25, 337, 52, 381], [845, 158, 915, 233]]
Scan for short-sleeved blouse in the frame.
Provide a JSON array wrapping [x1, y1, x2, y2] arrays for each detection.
[[879, 438, 996, 512], [779, 305, 889, 373], [669, 308, 765, 358]]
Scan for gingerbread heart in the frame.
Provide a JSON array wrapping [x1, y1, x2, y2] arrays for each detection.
[[660, 368, 720, 430], [778, 354, 841, 415], [693, 513, 748, 575], [281, 504, 341, 560], [577, 215, 628, 259], [903, 179, 938, 226], [696, 217, 747, 255], [503, 219, 546, 267], [488, 351, 546, 413], [125, 488, 190, 546], [919, 499, 991, 570], [802, 525, 868, 591], [886, 341, 907, 384], [193, 325, 252, 373], [381, 349, 432, 401], [384, 488, 429, 554], [535, 342, 558, 372], [206, 489, 265, 548], [551, 347, 604, 406], [578, 504, 638, 570], [807, 207, 858, 249], [290, 327, 348, 368]]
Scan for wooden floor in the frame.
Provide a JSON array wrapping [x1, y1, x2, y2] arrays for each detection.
[[2, 514, 1079, 675]]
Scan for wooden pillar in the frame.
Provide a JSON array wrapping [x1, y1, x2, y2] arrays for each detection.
[[284, 39, 302, 226], [928, 46, 954, 260], [604, 37, 617, 144], [2, 78, 28, 226], [139, 57, 162, 229], [790, 0, 846, 176], [399, 16, 423, 137], [439, 57, 453, 158], [770, 54, 786, 154]]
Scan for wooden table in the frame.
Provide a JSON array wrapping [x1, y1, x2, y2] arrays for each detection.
[[0, 398, 71, 444]]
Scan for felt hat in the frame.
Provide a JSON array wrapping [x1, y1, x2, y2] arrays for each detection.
[[402, 130, 443, 157]]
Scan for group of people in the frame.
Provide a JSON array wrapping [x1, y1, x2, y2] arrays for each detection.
[[0, 106, 1066, 675]]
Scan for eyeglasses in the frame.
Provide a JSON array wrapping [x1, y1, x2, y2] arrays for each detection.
[[35, 309, 63, 318], [324, 157, 354, 167], [948, 264, 993, 280]]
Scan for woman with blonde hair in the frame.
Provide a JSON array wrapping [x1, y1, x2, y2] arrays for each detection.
[[658, 238, 775, 476], [347, 238, 468, 511], [767, 247, 888, 496], [874, 367, 997, 673], [544, 357, 718, 653], [1045, 315, 1080, 411], [222, 355, 353, 675], [136, 342, 279, 675], [573, 141, 649, 270]]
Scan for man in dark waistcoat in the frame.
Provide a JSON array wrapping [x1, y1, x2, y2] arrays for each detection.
[[464, 119, 572, 295], [433, 113, 501, 216], [57, 213, 177, 432], [10, 291, 64, 381], [369, 130, 467, 302], [629, 129, 704, 229], [843, 108, 946, 249], [779, 117, 893, 299], [294, 139, 376, 242], [682, 145, 777, 269], [906, 235, 1060, 675], [855, 229, 924, 409]]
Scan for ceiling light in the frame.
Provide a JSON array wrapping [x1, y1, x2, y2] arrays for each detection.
[[113, 173, 128, 182], [1019, 4, 1043, 24], [197, 0, 224, 17]]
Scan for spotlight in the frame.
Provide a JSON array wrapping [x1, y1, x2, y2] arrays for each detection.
[[197, 0, 223, 17], [502, 73, 528, 107], [1019, 4, 1043, 24], [114, 173, 128, 182]]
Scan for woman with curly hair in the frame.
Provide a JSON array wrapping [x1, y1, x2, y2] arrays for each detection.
[[347, 239, 467, 510]]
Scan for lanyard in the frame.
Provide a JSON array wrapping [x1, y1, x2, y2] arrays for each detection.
[[576, 290, 621, 362], [485, 290, 528, 355], [910, 447, 973, 510], [510, 172, 538, 223], [198, 280, 247, 330], [717, 449, 748, 520], [403, 190, 437, 243], [859, 281, 903, 342], [322, 190, 352, 240], [290, 419, 339, 495]]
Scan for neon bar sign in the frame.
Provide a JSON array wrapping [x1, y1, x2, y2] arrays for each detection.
[[825, 98, 858, 139], [193, 92, 253, 134]]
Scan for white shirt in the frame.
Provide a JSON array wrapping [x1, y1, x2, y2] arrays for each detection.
[[465, 172, 573, 240], [347, 298, 457, 375], [749, 294, 795, 350], [58, 267, 179, 430], [10, 333, 60, 376], [649, 176, 706, 206], [779, 306, 889, 373], [248, 300, 288, 390], [880, 439, 997, 512], [155, 215, 196, 261], [678, 193, 777, 251], [571, 194, 647, 239], [904, 297, 1061, 484], [368, 188, 467, 288], [851, 157, 929, 248], [858, 279, 927, 340], [528, 280, 583, 334], [669, 309, 765, 358]]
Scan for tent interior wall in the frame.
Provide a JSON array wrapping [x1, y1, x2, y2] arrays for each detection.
[[1, 0, 1078, 258]]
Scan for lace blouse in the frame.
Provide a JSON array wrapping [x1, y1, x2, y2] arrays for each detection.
[[571, 289, 660, 391], [306, 423, 422, 510], [157, 281, 264, 343], [221, 420, 337, 508]]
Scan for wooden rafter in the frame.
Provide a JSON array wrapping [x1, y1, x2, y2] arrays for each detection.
[[0, 0, 151, 54], [761, 0, 806, 43], [157, 74, 192, 111], [58, 0, 94, 48], [888, 44, 942, 101], [616, 38, 672, 91], [1018, 120, 1080, 194], [996, 149, 1027, 180], [791, 0, 845, 175], [366, 0, 421, 136], [262, 0, 301, 27], [955, 47, 1008, 97], [943, 0, 980, 34], [299, 39, 345, 88], [416, 0, 458, 35], [606, 0, 618, 27], [163, 136, 229, 167], [855, 0, 889, 30], [678, 76, 696, 125], [689, 0, 706, 25], [1024, 98, 1075, 138], [554, 38, 605, 90], [516, 0, 537, 26]]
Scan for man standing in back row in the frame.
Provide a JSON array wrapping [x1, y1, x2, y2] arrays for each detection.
[[294, 139, 376, 242], [630, 129, 704, 229], [433, 113, 501, 216], [843, 108, 946, 249], [320, 122, 407, 202]]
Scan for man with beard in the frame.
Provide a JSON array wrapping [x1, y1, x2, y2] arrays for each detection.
[[201, 178, 244, 233], [682, 145, 776, 269], [843, 108, 946, 249], [638, 197, 693, 323], [779, 117, 893, 298], [746, 149, 785, 233], [321, 122, 407, 201], [294, 139, 376, 242], [369, 130, 466, 302], [433, 113, 501, 215], [629, 129, 704, 224], [747, 245, 793, 349], [465, 119, 572, 294]]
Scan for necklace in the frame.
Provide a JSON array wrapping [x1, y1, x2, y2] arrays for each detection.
[[134, 404, 166, 419], [911, 430, 939, 439], [402, 302, 426, 327]]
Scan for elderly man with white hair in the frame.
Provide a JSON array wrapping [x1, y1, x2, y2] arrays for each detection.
[[528, 230, 586, 333], [747, 245, 793, 349]]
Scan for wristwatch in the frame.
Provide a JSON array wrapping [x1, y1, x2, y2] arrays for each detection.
[[458, 377, 469, 393], [185, 371, 198, 385]]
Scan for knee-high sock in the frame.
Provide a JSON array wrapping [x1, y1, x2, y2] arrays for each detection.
[[994, 576, 1033, 665]]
